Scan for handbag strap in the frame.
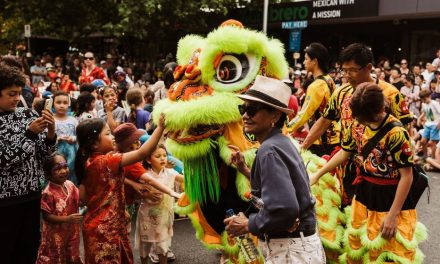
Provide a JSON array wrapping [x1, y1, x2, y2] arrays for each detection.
[[361, 120, 403, 159]]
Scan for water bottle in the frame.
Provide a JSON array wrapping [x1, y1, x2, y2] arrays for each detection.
[[244, 192, 264, 211], [226, 209, 259, 263]]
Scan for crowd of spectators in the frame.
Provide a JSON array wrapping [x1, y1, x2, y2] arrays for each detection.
[[1, 45, 439, 263], [286, 48, 440, 172]]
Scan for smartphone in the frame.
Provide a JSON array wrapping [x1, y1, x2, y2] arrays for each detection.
[[79, 206, 88, 216], [44, 98, 53, 112]]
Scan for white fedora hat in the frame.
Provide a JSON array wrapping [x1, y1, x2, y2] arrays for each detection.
[[238, 75, 294, 115]]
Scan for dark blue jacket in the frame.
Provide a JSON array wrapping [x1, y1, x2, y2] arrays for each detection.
[[248, 129, 316, 237]]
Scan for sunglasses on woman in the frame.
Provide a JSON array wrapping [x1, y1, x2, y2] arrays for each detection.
[[238, 103, 266, 117], [84, 57, 94, 60]]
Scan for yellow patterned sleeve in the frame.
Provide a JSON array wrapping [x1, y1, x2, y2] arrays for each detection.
[[341, 122, 357, 153], [389, 92, 413, 125], [387, 128, 414, 168], [380, 81, 413, 124], [322, 84, 350, 121], [287, 79, 327, 132]]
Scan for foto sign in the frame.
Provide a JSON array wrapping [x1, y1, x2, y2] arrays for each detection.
[[281, 20, 308, 29]]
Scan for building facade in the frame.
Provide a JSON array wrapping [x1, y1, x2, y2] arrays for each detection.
[[231, 0, 440, 66]]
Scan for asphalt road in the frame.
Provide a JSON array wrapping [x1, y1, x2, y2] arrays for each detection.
[[131, 172, 438, 263], [83, 172, 439, 264], [418, 171, 439, 264], [154, 172, 439, 264], [147, 218, 221, 264]]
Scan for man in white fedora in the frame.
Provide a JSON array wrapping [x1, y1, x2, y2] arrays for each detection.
[[225, 75, 325, 263]]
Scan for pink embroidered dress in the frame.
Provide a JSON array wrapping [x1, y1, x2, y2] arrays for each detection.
[[36, 180, 82, 264]]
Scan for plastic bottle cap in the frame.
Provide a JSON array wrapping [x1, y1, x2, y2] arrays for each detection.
[[225, 209, 235, 217]]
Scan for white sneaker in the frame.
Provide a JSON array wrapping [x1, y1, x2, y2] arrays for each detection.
[[167, 250, 176, 262], [149, 251, 175, 263], [148, 253, 159, 263]]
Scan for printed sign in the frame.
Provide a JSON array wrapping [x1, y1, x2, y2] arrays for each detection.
[[289, 30, 302, 52], [282, 20, 308, 29]]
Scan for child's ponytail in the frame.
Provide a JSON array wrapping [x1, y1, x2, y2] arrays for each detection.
[[75, 118, 106, 184], [129, 103, 137, 126], [126, 88, 144, 127]]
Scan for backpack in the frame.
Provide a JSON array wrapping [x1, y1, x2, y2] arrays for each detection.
[[361, 121, 429, 206]]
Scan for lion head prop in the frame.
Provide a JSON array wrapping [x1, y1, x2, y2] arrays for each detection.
[[152, 20, 288, 262]]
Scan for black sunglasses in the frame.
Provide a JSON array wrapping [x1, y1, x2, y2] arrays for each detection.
[[238, 104, 265, 117], [84, 57, 94, 60]]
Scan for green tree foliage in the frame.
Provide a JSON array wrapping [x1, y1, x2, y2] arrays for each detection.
[[1, 0, 293, 51], [0, 0, 119, 51], [103, 0, 262, 39]]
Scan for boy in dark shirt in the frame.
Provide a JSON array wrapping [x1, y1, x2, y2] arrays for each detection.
[[0, 64, 57, 263]]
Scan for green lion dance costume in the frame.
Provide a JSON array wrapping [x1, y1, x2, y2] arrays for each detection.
[[152, 20, 427, 264], [152, 20, 286, 263]]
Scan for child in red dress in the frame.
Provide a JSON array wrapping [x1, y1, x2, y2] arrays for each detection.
[[74, 115, 167, 264], [36, 152, 83, 264]]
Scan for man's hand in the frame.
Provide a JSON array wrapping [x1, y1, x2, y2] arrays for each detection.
[[381, 213, 398, 239], [224, 212, 249, 237], [28, 117, 48, 134], [42, 109, 55, 140]]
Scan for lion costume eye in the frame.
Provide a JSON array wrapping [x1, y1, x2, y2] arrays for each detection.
[[215, 54, 255, 84]]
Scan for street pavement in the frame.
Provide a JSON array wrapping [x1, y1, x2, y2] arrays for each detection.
[[418, 171, 440, 264], [155, 172, 439, 263], [147, 218, 221, 264], [83, 171, 439, 263]]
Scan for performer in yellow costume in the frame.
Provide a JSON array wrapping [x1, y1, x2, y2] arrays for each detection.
[[312, 83, 426, 264], [288, 42, 340, 156]]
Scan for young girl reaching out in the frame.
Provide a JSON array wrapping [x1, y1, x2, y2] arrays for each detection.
[[136, 144, 184, 264], [53, 91, 79, 185], [112, 123, 182, 233], [36, 152, 83, 264], [74, 114, 170, 264]]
